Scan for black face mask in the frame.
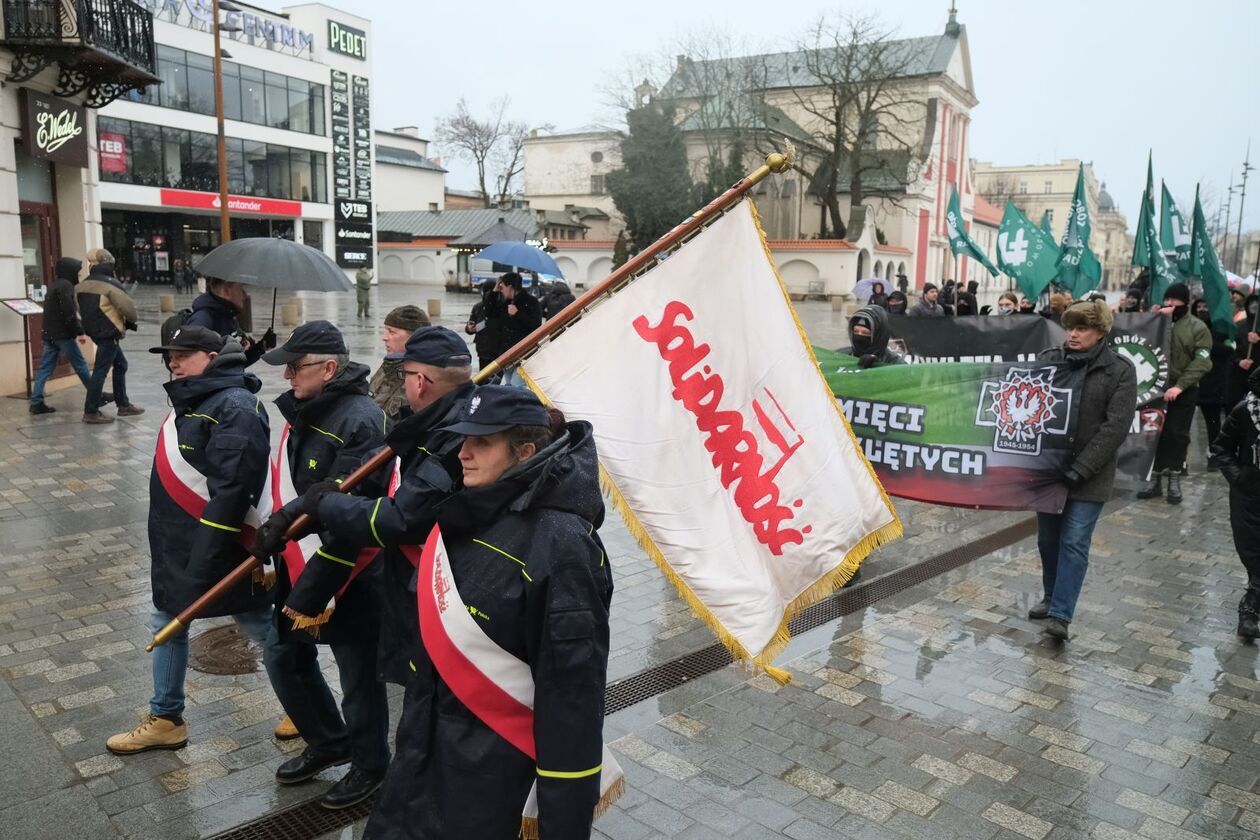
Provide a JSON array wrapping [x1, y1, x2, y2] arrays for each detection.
[[1170, 303, 1188, 321], [888, 301, 906, 314], [851, 332, 874, 355]]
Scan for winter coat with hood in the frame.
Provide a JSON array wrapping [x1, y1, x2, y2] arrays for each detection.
[[1038, 340, 1137, 502], [270, 362, 388, 645], [42, 258, 84, 341], [485, 287, 543, 357], [364, 420, 612, 840], [186, 292, 266, 365], [1212, 371, 1260, 498], [1169, 308, 1213, 391], [309, 380, 477, 684], [77, 263, 137, 342], [149, 342, 272, 617], [907, 297, 945, 318], [843, 305, 905, 367], [1195, 313, 1234, 407]]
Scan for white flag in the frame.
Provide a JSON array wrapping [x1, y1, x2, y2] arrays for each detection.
[[522, 200, 901, 672]]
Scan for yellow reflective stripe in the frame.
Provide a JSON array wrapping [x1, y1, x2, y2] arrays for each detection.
[[184, 412, 219, 424], [473, 539, 524, 567], [537, 764, 601, 780], [408, 660, 416, 672], [381, 409, 388, 435], [520, 568, 532, 583], [316, 547, 354, 568], [368, 498, 385, 548], [199, 518, 241, 533], [255, 397, 262, 413], [418, 446, 432, 455], [311, 426, 345, 444]]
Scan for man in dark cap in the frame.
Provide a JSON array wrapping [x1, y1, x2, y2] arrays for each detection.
[[29, 257, 95, 414], [256, 326, 476, 687], [370, 304, 430, 421], [108, 326, 277, 755], [1137, 282, 1212, 504], [247, 320, 391, 809]]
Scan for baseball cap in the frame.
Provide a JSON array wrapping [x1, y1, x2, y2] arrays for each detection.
[[261, 320, 348, 365], [149, 325, 224, 354], [439, 385, 549, 435], [386, 325, 472, 367]]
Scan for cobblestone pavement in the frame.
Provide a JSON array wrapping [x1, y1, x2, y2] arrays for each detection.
[[0, 282, 1248, 839]]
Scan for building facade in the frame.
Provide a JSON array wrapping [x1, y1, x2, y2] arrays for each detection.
[[96, 1, 374, 283], [374, 126, 445, 212], [0, 0, 158, 394]]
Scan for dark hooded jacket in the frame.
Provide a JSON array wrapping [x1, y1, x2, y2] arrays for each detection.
[[1212, 391, 1260, 498], [310, 380, 477, 683], [186, 292, 265, 365], [42, 258, 84, 341], [365, 421, 612, 840], [1038, 340, 1137, 502], [77, 263, 137, 342], [485, 288, 543, 358], [886, 290, 908, 315], [1195, 310, 1234, 407], [843, 305, 905, 367], [271, 362, 388, 645], [149, 343, 272, 617]]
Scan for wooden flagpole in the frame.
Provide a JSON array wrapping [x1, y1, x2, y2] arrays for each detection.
[[148, 149, 795, 651]]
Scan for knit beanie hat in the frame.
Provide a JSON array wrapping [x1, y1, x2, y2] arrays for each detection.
[[922, 282, 938, 294], [1164, 282, 1191, 305], [384, 305, 430, 333], [1061, 299, 1114, 334]]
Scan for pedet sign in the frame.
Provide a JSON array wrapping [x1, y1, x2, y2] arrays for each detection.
[[328, 20, 367, 60]]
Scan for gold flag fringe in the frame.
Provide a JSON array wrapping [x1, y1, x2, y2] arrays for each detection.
[[516, 194, 903, 684], [251, 566, 277, 589], [518, 775, 626, 839], [282, 604, 334, 638]]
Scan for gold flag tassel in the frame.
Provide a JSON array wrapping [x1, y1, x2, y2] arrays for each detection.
[[519, 775, 626, 840], [282, 604, 334, 638]]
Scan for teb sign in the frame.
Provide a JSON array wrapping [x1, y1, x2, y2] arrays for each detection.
[[21, 90, 88, 168]]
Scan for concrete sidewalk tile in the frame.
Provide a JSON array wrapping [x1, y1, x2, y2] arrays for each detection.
[[981, 801, 1052, 840]]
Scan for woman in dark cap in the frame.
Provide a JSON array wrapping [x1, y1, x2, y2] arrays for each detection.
[[365, 385, 620, 840], [370, 304, 430, 421]]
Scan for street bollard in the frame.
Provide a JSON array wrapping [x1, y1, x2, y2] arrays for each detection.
[[427, 299, 441, 318], [159, 294, 174, 313]]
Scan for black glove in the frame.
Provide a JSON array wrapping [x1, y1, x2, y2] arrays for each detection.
[[125, 320, 138, 332], [1062, 468, 1085, 488], [253, 508, 297, 557], [300, 479, 340, 518], [262, 327, 278, 349], [858, 354, 880, 369]]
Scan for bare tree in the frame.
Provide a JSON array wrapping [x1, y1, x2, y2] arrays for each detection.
[[434, 97, 527, 208], [788, 13, 925, 237], [979, 173, 1020, 210]]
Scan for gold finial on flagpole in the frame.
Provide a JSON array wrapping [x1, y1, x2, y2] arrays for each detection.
[[766, 141, 795, 174]]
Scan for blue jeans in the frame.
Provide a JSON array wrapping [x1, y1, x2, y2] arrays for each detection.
[[30, 338, 90, 405], [264, 633, 390, 771], [149, 607, 276, 718], [85, 339, 129, 413], [1036, 499, 1104, 623]]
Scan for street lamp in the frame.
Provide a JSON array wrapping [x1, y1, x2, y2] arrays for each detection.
[[1234, 146, 1254, 274], [213, 0, 242, 245]]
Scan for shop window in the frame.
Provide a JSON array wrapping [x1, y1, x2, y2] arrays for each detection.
[[243, 140, 268, 196], [157, 45, 188, 110], [289, 148, 313, 202], [186, 52, 215, 116], [225, 137, 245, 194], [186, 132, 217, 193], [221, 62, 242, 121], [311, 152, 327, 203], [267, 144, 291, 198], [240, 66, 266, 125], [288, 78, 311, 134], [265, 71, 290, 130], [303, 221, 323, 248], [161, 127, 189, 188], [131, 123, 163, 187]]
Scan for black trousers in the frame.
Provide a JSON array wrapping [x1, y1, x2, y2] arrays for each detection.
[[1153, 386, 1199, 472], [1199, 403, 1223, 449], [1229, 487, 1260, 591]]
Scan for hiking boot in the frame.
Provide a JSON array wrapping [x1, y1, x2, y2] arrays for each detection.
[[1043, 618, 1070, 641], [116, 404, 145, 417], [1028, 598, 1051, 620], [274, 714, 300, 741], [82, 411, 113, 424], [29, 403, 55, 415], [1239, 591, 1260, 641], [1166, 473, 1183, 505], [320, 765, 385, 810], [106, 714, 187, 755], [1136, 472, 1164, 499]]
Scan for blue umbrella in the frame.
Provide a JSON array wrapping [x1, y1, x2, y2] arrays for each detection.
[[473, 241, 563, 278]]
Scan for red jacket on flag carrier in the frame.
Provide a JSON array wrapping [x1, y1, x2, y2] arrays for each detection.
[[365, 421, 616, 840]]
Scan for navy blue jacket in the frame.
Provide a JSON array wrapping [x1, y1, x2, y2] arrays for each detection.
[[366, 421, 612, 840], [310, 381, 475, 683], [186, 292, 265, 365], [272, 362, 389, 644], [149, 345, 272, 617]]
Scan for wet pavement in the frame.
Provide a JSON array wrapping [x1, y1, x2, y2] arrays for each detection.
[[0, 282, 1253, 839]]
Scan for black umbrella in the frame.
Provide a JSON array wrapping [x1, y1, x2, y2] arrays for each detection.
[[194, 236, 356, 329]]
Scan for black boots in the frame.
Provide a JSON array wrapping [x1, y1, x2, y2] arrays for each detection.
[[1166, 473, 1183, 505], [1239, 590, 1260, 641], [1028, 598, 1051, 620], [1137, 471, 1164, 499]]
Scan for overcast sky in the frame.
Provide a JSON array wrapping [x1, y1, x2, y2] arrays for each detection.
[[334, 0, 1259, 240]]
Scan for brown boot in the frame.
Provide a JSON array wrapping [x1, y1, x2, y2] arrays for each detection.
[[106, 714, 187, 755], [82, 411, 114, 424], [117, 404, 146, 417], [274, 714, 300, 741]]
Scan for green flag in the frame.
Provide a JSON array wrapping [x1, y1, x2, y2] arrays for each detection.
[[1131, 153, 1179, 304], [1039, 210, 1055, 241], [1159, 181, 1192, 274], [1055, 163, 1102, 298], [1190, 185, 1236, 339], [945, 187, 999, 277], [996, 201, 1059, 301]]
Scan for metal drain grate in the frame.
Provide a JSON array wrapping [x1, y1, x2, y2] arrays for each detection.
[[189, 624, 261, 676], [207, 516, 1038, 839]]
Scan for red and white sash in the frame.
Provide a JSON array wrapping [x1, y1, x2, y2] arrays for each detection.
[[414, 524, 623, 837], [154, 410, 271, 544], [270, 422, 384, 615]]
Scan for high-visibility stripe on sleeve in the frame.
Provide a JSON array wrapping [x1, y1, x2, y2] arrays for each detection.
[[368, 498, 385, 548], [311, 425, 345, 444], [537, 764, 602, 780], [199, 518, 241, 533], [184, 412, 219, 424], [316, 547, 355, 568]]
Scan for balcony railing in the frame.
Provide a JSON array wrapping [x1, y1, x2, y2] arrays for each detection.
[[2, 0, 158, 106]]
